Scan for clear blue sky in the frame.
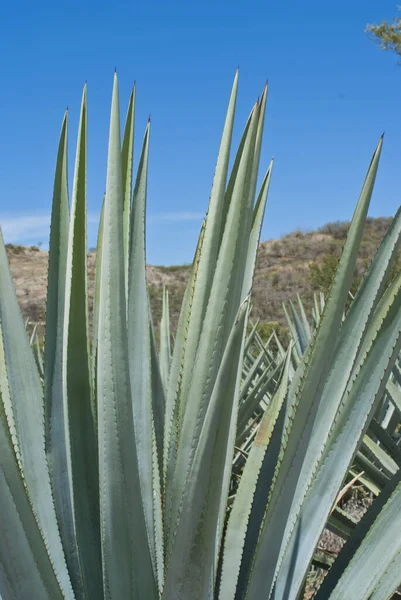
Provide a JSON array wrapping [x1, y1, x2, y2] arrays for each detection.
[[0, 0, 400, 265]]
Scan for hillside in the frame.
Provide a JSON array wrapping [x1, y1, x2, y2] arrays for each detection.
[[5, 216, 395, 341]]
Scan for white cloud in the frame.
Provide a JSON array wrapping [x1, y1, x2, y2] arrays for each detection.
[[0, 210, 204, 246], [0, 214, 51, 242], [0, 212, 101, 245]]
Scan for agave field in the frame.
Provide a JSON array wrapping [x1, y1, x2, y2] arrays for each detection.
[[1, 71, 401, 600]]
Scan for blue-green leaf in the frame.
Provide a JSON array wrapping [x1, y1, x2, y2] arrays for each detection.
[[97, 73, 156, 599]]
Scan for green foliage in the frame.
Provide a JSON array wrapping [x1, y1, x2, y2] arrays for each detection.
[[309, 254, 361, 296], [310, 247, 401, 302], [5, 243, 25, 254], [155, 264, 190, 272], [309, 254, 339, 294], [367, 19, 401, 57], [367, 10, 401, 58], [385, 254, 401, 290], [319, 220, 350, 240], [254, 320, 288, 351]]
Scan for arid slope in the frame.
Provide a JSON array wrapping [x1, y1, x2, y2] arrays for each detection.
[[6, 216, 394, 338]]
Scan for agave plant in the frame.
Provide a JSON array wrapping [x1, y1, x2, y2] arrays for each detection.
[[1, 71, 401, 600], [224, 134, 401, 599], [282, 287, 401, 510], [0, 72, 273, 599]]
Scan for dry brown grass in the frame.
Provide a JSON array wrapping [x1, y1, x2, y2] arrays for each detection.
[[6, 216, 394, 339]]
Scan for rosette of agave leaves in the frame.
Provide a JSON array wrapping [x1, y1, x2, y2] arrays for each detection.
[[1, 71, 401, 600]]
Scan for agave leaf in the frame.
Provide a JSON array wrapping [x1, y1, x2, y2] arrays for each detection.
[[159, 286, 171, 390], [163, 299, 248, 600], [296, 293, 312, 342], [0, 387, 64, 599], [391, 360, 401, 386], [152, 425, 165, 594], [381, 397, 398, 432], [122, 84, 136, 299], [163, 219, 206, 533], [149, 312, 166, 471], [219, 346, 291, 600], [217, 104, 253, 252], [313, 293, 321, 327], [327, 506, 357, 539], [369, 418, 401, 465], [0, 228, 73, 598], [216, 320, 275, 572], [271, 268, 401, 599], [274, 331, 286, 361], [234, 83, 268, 306], [245, 83, 268, 224], [220, 86, 267, 330], [253, 324, 264, 350], [29, 323, 38, 347], [367, 553, 401, 600], [147, 303, 166, 590], [289, 299, 309, 354], [236, 360, 283, 439], [245, 136, 383, 598], [244, 319, 260, 356], [241, 159, 273, 300], [316, 468, 401, 600], [149, 309, 166, 589], [239, 340, 272, 403], [386, 376, 401, 414], [127, 120, 163, 583], [177, 71, 239, 422], [221, 99, 265, 344], [44, 110, 70, 430], [350, 470, 382, 499], [314, 292, 321, 315], [62, 85, 103, 597], [164, 108, 251, 520], [0, 325, 20, 477], [91, 195, 105, 425], [311, 307, 318, 327], [167, 105, 260, 552], [250, 85, 268, 201], [41, 111, 79, 592], [362, 434, 398, 475], [354, 451, 389, 488], [33, 333, 44, 378], [283, 302, 302, 360], [97, 73, 156, 598]]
